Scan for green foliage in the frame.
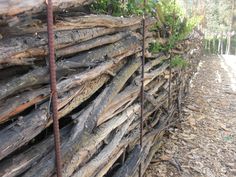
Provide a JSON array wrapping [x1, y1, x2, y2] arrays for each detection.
[[149, 42, 164, 54], [90, 0, 159, 17], [91, 0, 200, 55], [149, 0, 201, 54], [90, 0, 123, 16], [170, 56, 188, 69]]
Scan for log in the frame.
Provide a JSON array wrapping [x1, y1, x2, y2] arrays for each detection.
[[71, 112, 136, 177], [10, 15, 142, 34], [0, 10, 203, 177], [0, 87, 49, 123], [23, 104, 140, 177], [112, 145, 142, 177], [0, 16, 155, 69], [70, 57, 141, 140], [0, 125, 71, 177], [0, 74, 112, 160], [94, 149, 124, 177], [0, 0, 92, 16], [0, 27, 121, 68]]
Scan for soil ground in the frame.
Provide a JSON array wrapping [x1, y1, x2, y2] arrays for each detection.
[[144, 55, 236, 177]]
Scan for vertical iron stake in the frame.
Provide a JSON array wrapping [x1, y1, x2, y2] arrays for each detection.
[[139, 0, 146, 177], [46, 0, 62, 176], [168, 58, 172, 110]]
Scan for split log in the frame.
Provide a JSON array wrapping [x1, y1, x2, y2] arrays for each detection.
[[94, 149, 124, 177], [70, 57, 141, 140], [0, 27, 120, 68]]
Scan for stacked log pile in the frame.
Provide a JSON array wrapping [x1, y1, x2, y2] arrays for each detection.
[[0, 1, 203, 177]]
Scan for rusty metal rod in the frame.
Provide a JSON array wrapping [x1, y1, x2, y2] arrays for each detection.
[[168, 58, 172, 110], [46, 0, 62, 176], [139, 0, 146, 176]]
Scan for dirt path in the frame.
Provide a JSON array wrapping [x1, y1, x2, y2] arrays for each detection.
[[145, 55, 236, 177]]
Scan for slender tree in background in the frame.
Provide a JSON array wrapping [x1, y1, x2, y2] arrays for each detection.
[[179, 0, 235, 55], [226, 0, 235, 54]]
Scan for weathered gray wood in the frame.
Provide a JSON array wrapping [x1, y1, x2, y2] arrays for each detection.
[[0, 125, 71, 177], [70, 57, 141, 140], [0, 35, 139, 100], [0, 87, 49, 123], [0, 17, 156, 69], [23, 104, 139, 177], [112, 145, 142, 177], [71, 113, 136, 177], [0, 27, 122, 68], [0, 74, 111, 161]]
